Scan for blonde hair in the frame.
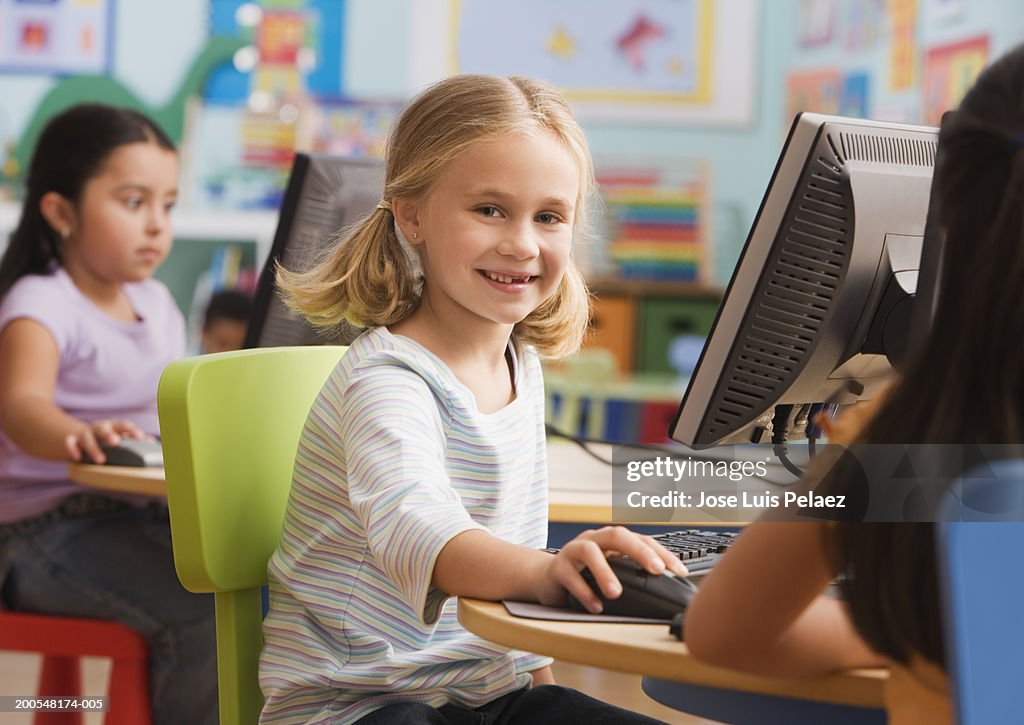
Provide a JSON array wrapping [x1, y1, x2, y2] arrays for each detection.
[[277, 74, 595, 358]]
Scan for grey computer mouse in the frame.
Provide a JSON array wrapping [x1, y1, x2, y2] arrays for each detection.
[[91, 438, 164, 467], [567, 555, 697, 621]]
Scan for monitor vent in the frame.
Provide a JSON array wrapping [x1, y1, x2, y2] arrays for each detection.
[[838, 132, 937, 166], [701, 132, 852, 443]]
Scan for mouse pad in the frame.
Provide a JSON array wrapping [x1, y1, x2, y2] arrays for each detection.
[[502, 600, 670, 625]]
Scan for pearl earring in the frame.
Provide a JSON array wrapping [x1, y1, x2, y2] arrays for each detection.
[[411, 232, 418, 240]]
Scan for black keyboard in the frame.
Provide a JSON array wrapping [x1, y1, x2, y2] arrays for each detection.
[[650, 529, 739, 572], [544, 529, 738, 573]]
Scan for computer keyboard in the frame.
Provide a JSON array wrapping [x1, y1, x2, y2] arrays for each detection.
[[545, 529, 738, 573], [649, 529, 739, 572]]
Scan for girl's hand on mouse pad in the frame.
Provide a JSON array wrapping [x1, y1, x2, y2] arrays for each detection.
[[539, 526, 688, 614]]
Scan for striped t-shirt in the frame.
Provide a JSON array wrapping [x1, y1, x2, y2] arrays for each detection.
[[259, 326, 552, 724]]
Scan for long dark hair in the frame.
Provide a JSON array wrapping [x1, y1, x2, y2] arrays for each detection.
[[0, 104, 175, 300], [833, 44, 1024, 668]]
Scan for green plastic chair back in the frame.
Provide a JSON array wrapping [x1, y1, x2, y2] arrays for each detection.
[[157, 346, 347, 725]]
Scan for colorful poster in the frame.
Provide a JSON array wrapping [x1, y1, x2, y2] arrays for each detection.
[[786, 70, 870, 123], [786, 69, 842, 122], [839, 72, 870, 118], [888, 0, 917, 91], [0, 0, 113, 73], [427, 0, 758, 125], [923, 36, 990, 126], [206, 0, 345, 103], [456, 0, 713, 103]]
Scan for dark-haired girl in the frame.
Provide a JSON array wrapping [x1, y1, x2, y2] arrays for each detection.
[[0, 104, 216, 725]]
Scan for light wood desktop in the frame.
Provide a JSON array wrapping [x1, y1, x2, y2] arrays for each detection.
[[68, 445, 607, 523], [458, 598, 887, 711], [69, 438, 777, 525], [68, 462, 166, 497]]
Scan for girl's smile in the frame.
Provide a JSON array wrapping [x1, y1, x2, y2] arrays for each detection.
[[478, 269, 540, 291]]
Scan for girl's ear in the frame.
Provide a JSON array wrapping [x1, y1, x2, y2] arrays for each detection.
[[392, 198, 423, 245], [39, 191, 76, 239]]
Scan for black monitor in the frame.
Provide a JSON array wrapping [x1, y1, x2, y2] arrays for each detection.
[[670, 113, 938, 449], [244, 152, 383, 348]]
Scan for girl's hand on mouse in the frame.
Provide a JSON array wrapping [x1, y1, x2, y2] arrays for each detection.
[[538, 526, 688, 613], [65, 419, 149, 463]]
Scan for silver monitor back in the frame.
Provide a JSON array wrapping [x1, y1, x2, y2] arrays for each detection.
[[671, 113, 938, 448]]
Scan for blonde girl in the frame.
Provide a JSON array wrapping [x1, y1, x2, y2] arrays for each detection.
[[260, 75, 684, 725]]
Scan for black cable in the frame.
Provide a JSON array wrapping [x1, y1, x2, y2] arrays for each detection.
[[773, 445, 807, 477], [770, 404, 806, 479]]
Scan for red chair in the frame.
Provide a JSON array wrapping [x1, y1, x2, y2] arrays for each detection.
[[0, 611, 150, 725]]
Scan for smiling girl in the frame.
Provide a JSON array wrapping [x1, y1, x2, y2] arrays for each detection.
[[260, 75, 684, 725]]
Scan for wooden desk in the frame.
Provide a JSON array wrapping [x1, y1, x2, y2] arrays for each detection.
[[69, 440, 769, 525], [67, 441, 618, 520], [458, 598, 887, 716], [68, 464, 166, 497], [546, 439, 615, 523], [545, 439, 791, 525]]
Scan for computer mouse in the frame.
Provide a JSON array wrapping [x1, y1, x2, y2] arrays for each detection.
[[567, 556, 697, 620], [90, 438, 164, 467]]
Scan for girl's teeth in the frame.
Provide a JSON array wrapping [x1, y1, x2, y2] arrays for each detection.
[[487, 272, 525, 283]]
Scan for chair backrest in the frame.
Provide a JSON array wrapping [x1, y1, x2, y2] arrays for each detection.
[[936, 458, 1024, 725], [158, 346, 346, 725]]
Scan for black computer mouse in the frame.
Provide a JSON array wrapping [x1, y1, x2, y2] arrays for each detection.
[[567, 556, 697, 620], [89, 438, 164, 467]]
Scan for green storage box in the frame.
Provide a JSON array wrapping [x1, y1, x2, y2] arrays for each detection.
[[637, 297, 719, 375]]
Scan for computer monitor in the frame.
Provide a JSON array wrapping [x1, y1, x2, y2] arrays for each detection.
[[244, 152, 383, 348], [670, 113, 938, 449]]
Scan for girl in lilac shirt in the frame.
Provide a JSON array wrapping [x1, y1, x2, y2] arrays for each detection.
[[0, 104, 216, 725]]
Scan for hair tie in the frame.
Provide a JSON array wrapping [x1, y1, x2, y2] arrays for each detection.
[[376, 199, 392, 212]]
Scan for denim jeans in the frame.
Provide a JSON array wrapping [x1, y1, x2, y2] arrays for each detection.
[[352, 685, 667, 724], [0, 494, 217, 725]]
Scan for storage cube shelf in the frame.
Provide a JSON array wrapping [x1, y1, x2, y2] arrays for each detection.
[[584, 278, 721, 377]]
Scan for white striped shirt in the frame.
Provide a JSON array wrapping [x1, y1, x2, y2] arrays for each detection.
[[259, 327, 552, 724]]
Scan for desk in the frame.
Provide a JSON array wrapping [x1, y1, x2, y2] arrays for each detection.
[[545, 439, 793, 525], [67, 440, 642, 522], [68, 463, 166, 497], [458, 598, 887, 723], [69, 440, 770, 525]]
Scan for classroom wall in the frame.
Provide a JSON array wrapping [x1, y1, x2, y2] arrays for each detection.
[[2, 0, 1024, 288]]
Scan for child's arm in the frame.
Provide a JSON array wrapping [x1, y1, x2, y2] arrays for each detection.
[[0, 319, 148, 463], [433, 525, 687, 612], [684, 521, 885, 676]]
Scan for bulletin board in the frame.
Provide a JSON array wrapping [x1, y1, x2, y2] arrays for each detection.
[[0, 0, 114, 74], [408, 0, 759, 126]]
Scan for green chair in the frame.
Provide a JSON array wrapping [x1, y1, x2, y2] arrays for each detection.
[[157, 346, 347, 725]]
